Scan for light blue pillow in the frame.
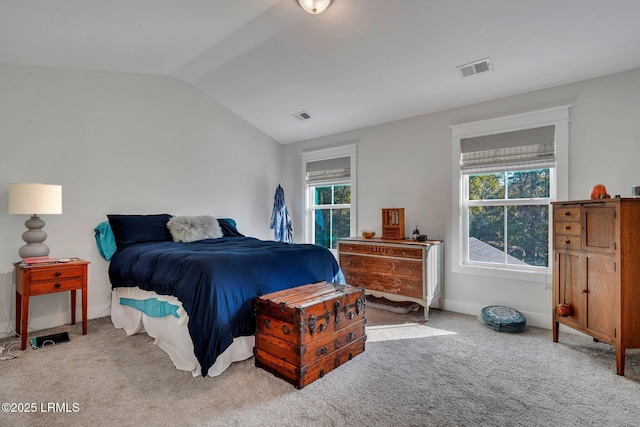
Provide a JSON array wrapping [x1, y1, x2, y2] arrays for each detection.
[[94, 221, 117, 261]]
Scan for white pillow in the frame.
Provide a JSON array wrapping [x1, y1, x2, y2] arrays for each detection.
[[166, 215, 223, 243]]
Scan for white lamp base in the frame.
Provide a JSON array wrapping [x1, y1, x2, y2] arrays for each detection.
[[19, 215, 50, 258]]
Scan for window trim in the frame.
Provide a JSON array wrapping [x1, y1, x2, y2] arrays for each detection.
[[451, 106, 570, 283], [301, 144, 357, 251]]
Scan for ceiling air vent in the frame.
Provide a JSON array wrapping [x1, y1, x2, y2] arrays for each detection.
[[291, 111, 312, 121], [457, 57, 492, 78]]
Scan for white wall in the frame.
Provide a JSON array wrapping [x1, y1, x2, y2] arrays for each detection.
[[0, 64, 283, 336], [283, 67, 640, 328]]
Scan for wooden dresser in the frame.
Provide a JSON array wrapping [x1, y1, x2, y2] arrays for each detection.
[[552, 198, 640, 375], [337, 237, 443, 319]]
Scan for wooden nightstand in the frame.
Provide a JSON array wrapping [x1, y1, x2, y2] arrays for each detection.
[[14, 259, 90, 350]]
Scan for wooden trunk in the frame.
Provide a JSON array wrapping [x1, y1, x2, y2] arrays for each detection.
[[254, 282, 366, 388]]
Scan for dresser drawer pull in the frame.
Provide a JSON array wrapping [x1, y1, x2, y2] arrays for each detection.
[[564, 211, 571, 216], [54, 283, 61, 288], [317, 347, 328, 356], [564, 225, 572, 230], [565, 239, 571, 244], [346, 261, 353, 266], [54, 271, 62, 277]]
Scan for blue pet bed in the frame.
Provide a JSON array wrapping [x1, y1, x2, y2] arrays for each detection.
[[479, 305, 526, 333]]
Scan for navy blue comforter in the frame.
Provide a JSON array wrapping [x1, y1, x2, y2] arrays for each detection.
[[108, 237, 342, 376]]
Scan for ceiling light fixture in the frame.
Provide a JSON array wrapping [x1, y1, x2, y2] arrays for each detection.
[[297, 0, 332, 14]]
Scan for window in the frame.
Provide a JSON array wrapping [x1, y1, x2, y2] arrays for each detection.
[[302, 145, 357, 252], [464, 168, 552, 268], [451, 106, 570, 282], [310, 183, 351, 250]]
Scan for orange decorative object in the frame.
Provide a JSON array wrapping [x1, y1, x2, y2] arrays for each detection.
[[557, 303, 571, 317], [590, 184, 610, 200]]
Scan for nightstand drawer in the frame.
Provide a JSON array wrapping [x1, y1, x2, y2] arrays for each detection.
[[30, 266, 83, 282], [29, 278, 84, 296]]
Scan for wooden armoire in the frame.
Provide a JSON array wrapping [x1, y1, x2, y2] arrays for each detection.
[[552, 198, 640, 375]]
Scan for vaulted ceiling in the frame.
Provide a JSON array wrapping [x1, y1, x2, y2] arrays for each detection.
[[2, 0, 640, 144]]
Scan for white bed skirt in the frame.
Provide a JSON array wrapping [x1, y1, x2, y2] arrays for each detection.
[[111, 287, 254, 377]]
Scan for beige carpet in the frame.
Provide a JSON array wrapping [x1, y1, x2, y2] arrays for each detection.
[[1, 308, 640, 427]]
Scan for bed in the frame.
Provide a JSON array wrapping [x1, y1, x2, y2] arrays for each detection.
[[97, 214, 344, 377]]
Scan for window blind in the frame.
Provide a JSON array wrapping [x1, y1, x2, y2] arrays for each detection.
[[306, 157, 350, 183], [460, 125, 555, 173]]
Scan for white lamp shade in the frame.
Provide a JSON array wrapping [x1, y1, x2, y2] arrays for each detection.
[[8, 183, 62, 215], [297, 0, 332, 14]]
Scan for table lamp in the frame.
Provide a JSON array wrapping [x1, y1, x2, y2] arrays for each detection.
[[8, 183, 62, 258]]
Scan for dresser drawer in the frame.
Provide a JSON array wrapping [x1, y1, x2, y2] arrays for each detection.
[[342, 270, 423, 299], [338, 243, 422, 259], [30, 265, 83, 282], [553, 207, 581, 222], [554, 221, 581, 236], [29, 278, 84, 296], [554, 235, 581, 251], [340, 254, 422, 281]]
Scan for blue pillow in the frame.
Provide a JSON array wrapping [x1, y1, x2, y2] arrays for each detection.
[[94, 221, 117, 261], [218, 218, 244, 237], [107, 214, 173, 251]]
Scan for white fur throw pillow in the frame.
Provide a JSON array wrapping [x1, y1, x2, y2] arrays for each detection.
[[166, 215, 223, 243]]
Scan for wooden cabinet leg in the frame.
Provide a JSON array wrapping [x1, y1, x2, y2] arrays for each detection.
[[616, 347, 625, 376], [70, 289, 76, 325], [81, 288, 88, 335], [15, 291, 21, 336], [20, 293, 29, 351], [553, 321, 559, 343]]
